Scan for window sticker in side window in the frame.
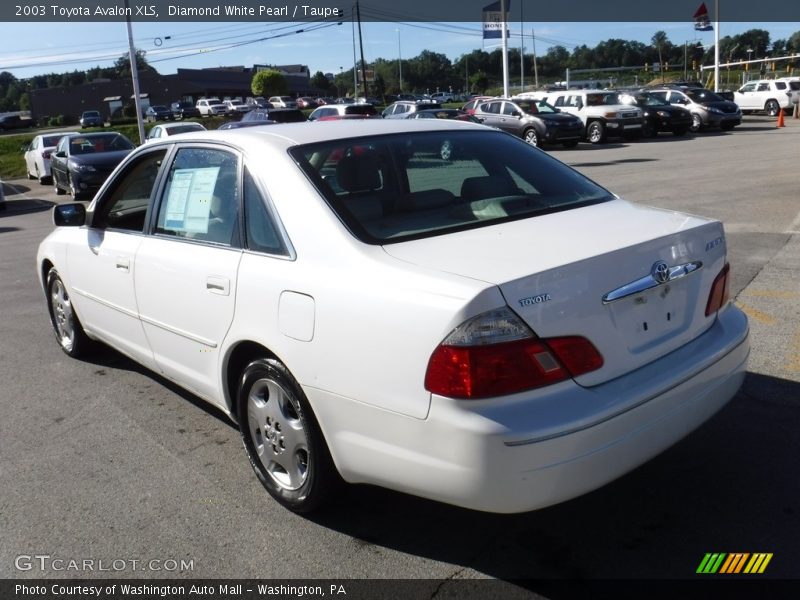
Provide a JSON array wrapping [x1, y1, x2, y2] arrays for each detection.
[[164, 167, 220, 234]]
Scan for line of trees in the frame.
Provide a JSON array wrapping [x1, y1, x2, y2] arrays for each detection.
[[2, 28, 799, 112]]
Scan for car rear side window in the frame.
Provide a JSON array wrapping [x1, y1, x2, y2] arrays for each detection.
[[291, 130, 612, 244], [243, 167, 287, 256], [155, 148, 241, 247]]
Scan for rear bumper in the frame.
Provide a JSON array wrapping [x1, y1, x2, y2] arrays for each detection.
[[312, 304, 749, 513]]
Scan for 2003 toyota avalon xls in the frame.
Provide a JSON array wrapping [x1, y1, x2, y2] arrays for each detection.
[[37, 120, 749, 513]]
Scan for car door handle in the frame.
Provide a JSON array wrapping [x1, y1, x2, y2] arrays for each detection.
[[115, 257, 130, 272], [206, 276, 230, 296]]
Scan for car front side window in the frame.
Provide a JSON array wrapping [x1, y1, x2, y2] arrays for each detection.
[[92, 149, 168, 233]]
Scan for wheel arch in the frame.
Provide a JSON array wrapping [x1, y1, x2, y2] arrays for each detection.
[[40, 259, 55, 295], [223, 340, 280, 423]]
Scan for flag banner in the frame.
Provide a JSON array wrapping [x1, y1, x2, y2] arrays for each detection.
[[482, 1, 510, 39], [694, 2, 713, 31]]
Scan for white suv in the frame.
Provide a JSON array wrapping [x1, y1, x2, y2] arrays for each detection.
[[196, 98, 227, 116], [546, 90, 644, 143], [734, 79, 796, 116]]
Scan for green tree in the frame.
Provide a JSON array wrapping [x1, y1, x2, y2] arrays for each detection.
[[310, 70, 330, 93], [469, 71, 489, 93], [113, 50, 158, 78], [251, 69, 288, 97]]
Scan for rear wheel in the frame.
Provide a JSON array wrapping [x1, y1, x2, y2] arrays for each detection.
[[46, 269, 92, 357], [764, 100, 780, 117], [238, 358, 339, 513], [587, 121, 606, 144]]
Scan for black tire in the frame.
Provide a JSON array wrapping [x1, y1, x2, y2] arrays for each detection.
[[46, 268, 93, 358], [690, 113, 703, 133], [587, 121, 606, 144], [642, 122, 657, 138], [523, 128, 539, 147], [764, 100, 780, 117], [238, 358, 339, 513], [53, 176, 65, 195], [561, 139, 579, 148]]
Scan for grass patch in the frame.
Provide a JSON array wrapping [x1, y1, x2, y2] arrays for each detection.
[[0, 117, 232, 180]]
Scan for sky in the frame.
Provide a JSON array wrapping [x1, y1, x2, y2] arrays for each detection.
[[0, 21, 797, 81]]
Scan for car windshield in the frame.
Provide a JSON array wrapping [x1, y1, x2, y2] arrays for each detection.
[[165, 124, 204, 135], [686, 89, 725, 102], [83, 111, 100, 117], [68, 134, 135, 154], [344, 105, 378, 116], [290, 130, 613, 244], [638, 94, 668, 106], [516, 100, 559, 114], [586, 93, 622, 106]]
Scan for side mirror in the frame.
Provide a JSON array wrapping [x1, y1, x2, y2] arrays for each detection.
[[55, 151, 66, 158], [53, 203, 86, 227]]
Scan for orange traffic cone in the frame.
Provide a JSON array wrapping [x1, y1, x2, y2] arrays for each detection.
[[777, 108, 785, 128]]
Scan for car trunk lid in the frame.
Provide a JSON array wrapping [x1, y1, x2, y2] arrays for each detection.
[[382, 199, 728, 386]]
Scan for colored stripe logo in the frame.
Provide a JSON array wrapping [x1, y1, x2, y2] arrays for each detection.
[[696, 553, 773, 574]]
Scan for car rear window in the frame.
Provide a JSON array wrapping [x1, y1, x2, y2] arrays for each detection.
[[345, 105, 378, 116], [290, 130, 612, 244]]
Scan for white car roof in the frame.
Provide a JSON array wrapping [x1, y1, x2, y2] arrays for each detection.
[[146, 118, 488, 152]]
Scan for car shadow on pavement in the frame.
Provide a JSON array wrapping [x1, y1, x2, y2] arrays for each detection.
[[571, 157, 659, 168], [77, 346, 236, 429], [0, 199, 55, 217], [308, 371, 800, 584]]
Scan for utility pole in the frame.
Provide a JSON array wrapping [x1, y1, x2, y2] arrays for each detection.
[[532, 29, 539, 89], [356, 1, 368, 101], [124, 0, 144, 145], [351, 5, 357, 97]]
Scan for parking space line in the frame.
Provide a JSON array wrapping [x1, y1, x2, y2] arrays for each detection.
[[735, 302, 776, 326]]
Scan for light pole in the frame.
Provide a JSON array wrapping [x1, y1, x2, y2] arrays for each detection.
[[397, 28, 402, 93]]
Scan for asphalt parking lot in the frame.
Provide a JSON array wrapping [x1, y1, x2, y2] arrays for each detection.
[[1, 116, 798, 594]]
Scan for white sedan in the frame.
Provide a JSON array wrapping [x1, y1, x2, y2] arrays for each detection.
[[24, 132, 78, 184], [37, 120, 749, 514], [144, 121, 206, 143]]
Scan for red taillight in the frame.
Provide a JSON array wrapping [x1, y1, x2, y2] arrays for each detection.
[[705, 262, 731, 316], [425, 308, 604, 400], [425, 338, 570, 399]]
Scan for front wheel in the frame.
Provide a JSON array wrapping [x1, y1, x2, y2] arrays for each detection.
[[53, 176, 65, 195], [46, 269, 93, 357], [523, 128, 539, 147], [238, 358, 338, 513], [690, 113, 703, 132], [642, 122, 657, 138], [587, 121, 606, 144]]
